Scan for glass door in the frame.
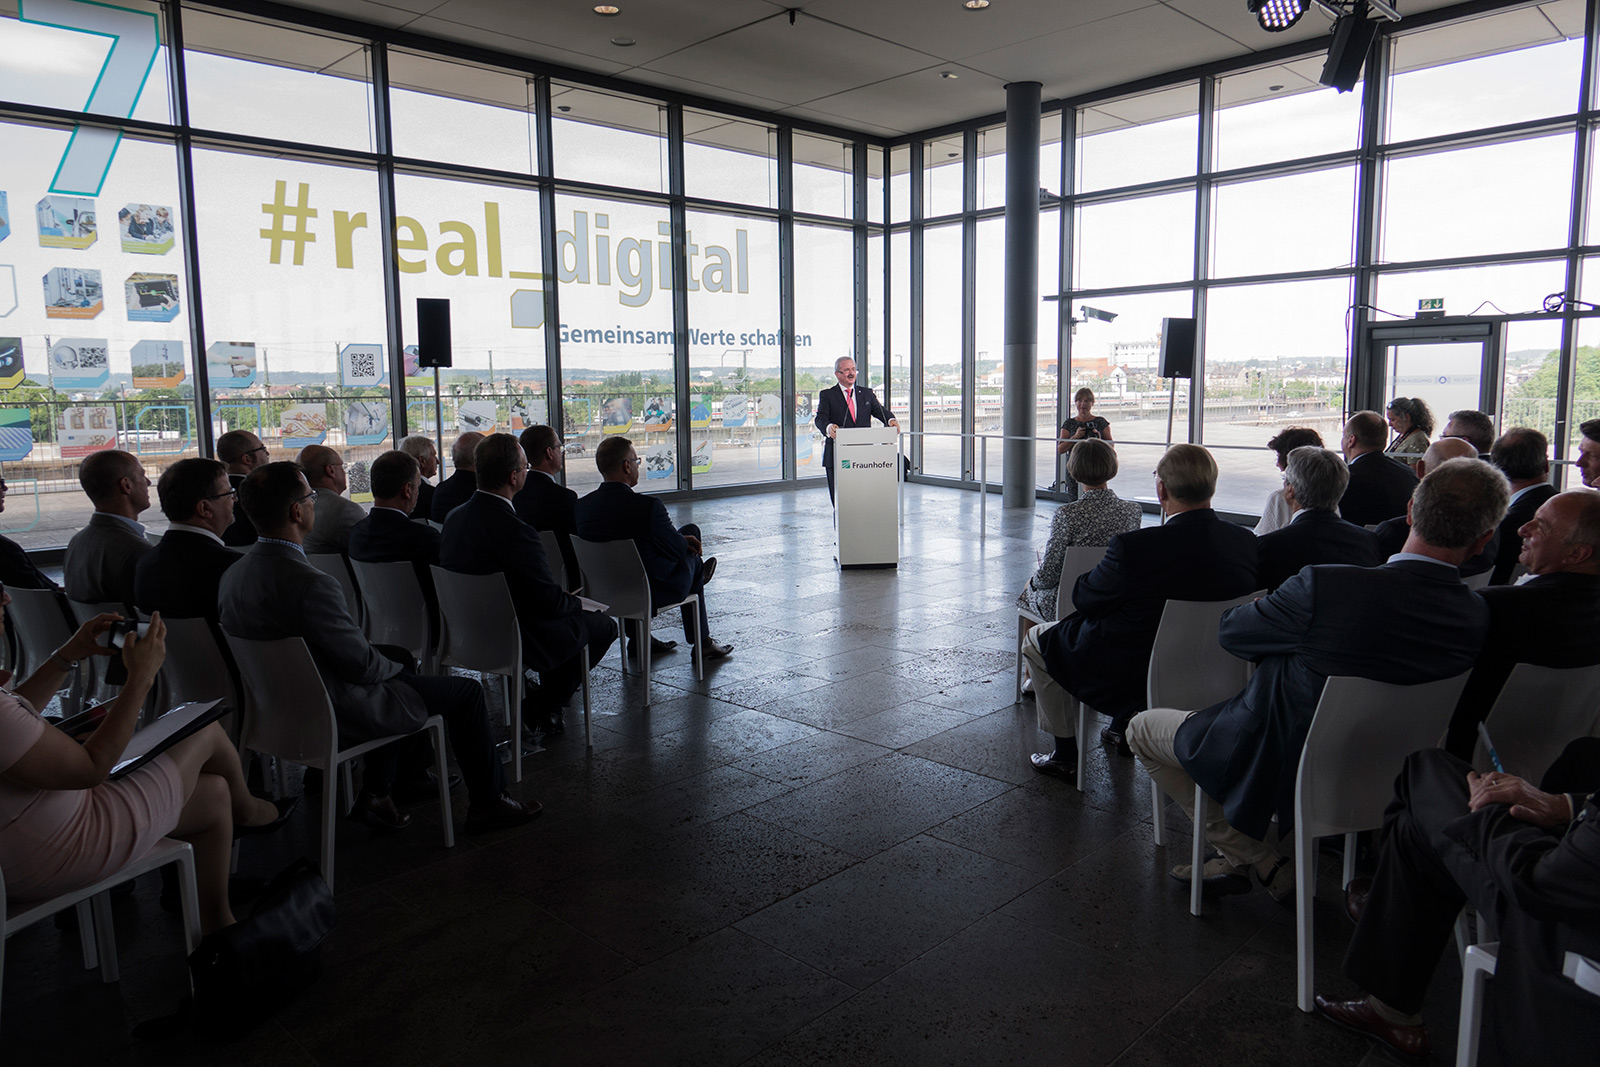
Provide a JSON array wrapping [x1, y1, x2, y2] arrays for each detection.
[[1367, 320, 1502, 430]]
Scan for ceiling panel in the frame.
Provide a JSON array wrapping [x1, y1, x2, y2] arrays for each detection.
[[790, 63, 1010, 137], [403, 14, 631, 76], [795, 0, 1154, 61]]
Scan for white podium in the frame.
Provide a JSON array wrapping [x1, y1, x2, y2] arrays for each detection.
[[834, 426, 899, 569]]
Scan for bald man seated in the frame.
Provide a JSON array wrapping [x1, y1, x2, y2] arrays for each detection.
[[299, 444, 367, 555], [1372, 437, 1499, 576], [431, 431, 484, 523]]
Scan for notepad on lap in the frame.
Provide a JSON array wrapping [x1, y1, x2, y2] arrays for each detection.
[[109, 700, 229, 779]]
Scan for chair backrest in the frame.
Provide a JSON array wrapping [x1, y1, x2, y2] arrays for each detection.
[[157, 616, 238, 709], [570, 536, 652, 618], [1474, 662, 1600, 782], [1146, 593, 1262, 711], [1462, 570, 1492, 591], [5, 587, 74, 678], [223, 633, 338, 765], [1295, 671, 1471, 840], [1053, 545, 1108, 620], [67, 599, 125, 702], [428, 567, 521, 675], [538, 530, 567, 591], [305, 554, 364, 627], [350, 560, 430, 660]]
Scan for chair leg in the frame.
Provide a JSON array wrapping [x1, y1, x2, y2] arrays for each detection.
[[1150, 777, 1165, 846], [1455, 908, 1472, 962], [75, 900, 97, 969], [430, 717, 456, 849], [1074, 700, 1088, 793], [581, 648, 593, 750], [341, 763, 356, 815], [1456, 944, 1499, 1067], [175, 849, 202, 954], [1190, 786, 1206, 918], [321, 772, 339, 895], [690, 602, 704, 682], [510, 669, 522, 784], [1296, 830, 1318, 1012], [502, 673, 512, 727], [643, 617, 654, 711], [618, 618, 628, 674], [1015, 615, 1028, 703], [1342, 831, 1358, 889], [90, 891, 119, 982]]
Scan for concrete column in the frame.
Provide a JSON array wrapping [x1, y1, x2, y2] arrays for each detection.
[[1002, 81, 1041, 509]]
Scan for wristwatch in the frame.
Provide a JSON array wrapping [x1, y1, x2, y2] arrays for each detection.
[[49, 650, 79, 672]]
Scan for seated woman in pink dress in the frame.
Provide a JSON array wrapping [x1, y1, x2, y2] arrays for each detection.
[[0, 598, 289, 933]]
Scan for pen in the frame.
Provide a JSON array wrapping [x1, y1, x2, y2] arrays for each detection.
[[1478, 721, 1506, 774]]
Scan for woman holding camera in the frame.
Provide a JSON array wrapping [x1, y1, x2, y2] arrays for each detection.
[[1057, 388, 1113, 500]]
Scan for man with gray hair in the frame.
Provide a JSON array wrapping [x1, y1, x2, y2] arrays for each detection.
[[814, 355, 897, 503], [1255, 446, 1381, 591], [430, 430, 484, 522], [1373, 437, 1499, 577], [1443, 408, 1496, 455], [398, 433, 439, 519], [1339, 410, 1418, 526], [1128, 457, 1507, 901]]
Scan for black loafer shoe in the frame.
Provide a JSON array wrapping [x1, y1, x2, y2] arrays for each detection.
[[1029, 752, 1077, 783], [701, 557, 717, 584], [1345, 876, 1372, 926], [349, 792, 412, 832], [701, 641, 734, 661], [464, 793, 543, 835], [1100, 726, 1134, 758], [234, 795, 300, 839]]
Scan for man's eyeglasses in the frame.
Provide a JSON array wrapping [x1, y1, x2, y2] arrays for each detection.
[[204, 487, 238, 500], [247, 445, 269, 458]]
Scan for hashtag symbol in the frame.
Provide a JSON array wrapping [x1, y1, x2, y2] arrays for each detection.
[[260, 181, 318, 265]]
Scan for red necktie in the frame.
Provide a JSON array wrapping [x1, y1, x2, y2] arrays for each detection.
[[845, 387, 857, 422]]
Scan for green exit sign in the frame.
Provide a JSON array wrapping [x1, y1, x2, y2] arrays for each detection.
[[1418, 298, 1445, 311]]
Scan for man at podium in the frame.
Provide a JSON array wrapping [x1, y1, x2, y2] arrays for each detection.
[[816, 356, 898, 502]]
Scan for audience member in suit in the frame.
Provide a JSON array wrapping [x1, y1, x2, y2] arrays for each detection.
[[1129, 458, 1508, 899], [216, 429, 269, 547], [430, 431, 483, 523], [1578, 417, 1600, 488], [1315, 738, 1600, 1065], [63, 449, 153, 609], [1442, 408, 1496, 455], [1253, 426, 1324, 537], [575, 435, 734, 661], [1489, 427, 1557, 585], [221, 461, 538, 833], [1338, 411, 1419, 527], [1255, 446, 1382, 592], [133, 458, 240, 624], [1022, 444, 1258, 779], [814, 355, 897, 503], [439, 434, 617, 736], [398, 434, 438, 521], [1372, 437, 1499, 577], [298, 444, 366, 555], [0, 476, 59, 590], [514, 425, 584, 597], [348, 449, 442, 639], [1444, 490, 1600, 758]]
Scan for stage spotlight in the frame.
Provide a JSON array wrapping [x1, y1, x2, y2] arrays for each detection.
[[1247, 0, 1308, 32]]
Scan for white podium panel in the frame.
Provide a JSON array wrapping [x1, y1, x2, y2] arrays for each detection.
[[835, 427, 899, 568]]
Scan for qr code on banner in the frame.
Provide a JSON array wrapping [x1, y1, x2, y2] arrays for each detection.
[[350, 350, 375, 379], [342, 344, 383, 386]]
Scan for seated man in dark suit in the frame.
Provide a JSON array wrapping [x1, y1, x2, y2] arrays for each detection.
[[575, 436, 733, 662], [63, 449, 154, 609], [1255, 446, 1381, 591], [1022, 444, 1257, 778], [221, 461, 538, 834], [398, 434, 439, 521], [0, 475, 59, 590], [1488, 427, 1556, 585], [1372, 437, 1499, 576], [1129, 458, 1508, 900], [430, 431, 483, 522], [513, 425, 584, 598], [133, 458, 240, 623], [216, 429, 269, 546], [1444, 490, 1600, 757], [349, 449, 442, 637], [1338, 411, 1419, 527], [1442, 407, 1496, 455], [439, 434, 617, 737], [1315, 738, 1600, 1065]]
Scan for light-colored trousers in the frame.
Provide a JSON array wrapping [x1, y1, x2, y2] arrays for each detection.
[[1021, 622, 1079, 739]]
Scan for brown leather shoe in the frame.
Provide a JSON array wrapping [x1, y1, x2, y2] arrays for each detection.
[[1346, 876, 1372, 926], [701, 641, 733, 660], [463, 793, 543, 835], [349, 791, 412, 832], [1314, 995, 1430, 1061]]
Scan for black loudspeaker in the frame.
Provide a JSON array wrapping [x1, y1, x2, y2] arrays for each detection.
[[1158, 317, 1196, 379], [1320, 12, 1379, 93], [416, 298, 453, 368]]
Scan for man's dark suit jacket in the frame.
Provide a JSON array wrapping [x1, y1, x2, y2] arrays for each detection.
[[574, 481, 694, 606], [63, 512, 152, 608], [1491, 482, 1557, 585], [1174, 559, 1489, 840], [813, 382, 893, 476], [0, 533, 58, 590], [438, 491, 590, 672], [1374, 516, 1499, 578], [411, 479, 436, 521], [222, 472, 257, 547], [1444, 571, 1600, 758], [133, 528, 240, 623], [430, 469, 476, 523], [513, 470, 580, 590], [1339, 451, 1418, 527], [1255, 509, 1382, 591], [349, 507, 443, 638], [1037, 508, 1258, 723]]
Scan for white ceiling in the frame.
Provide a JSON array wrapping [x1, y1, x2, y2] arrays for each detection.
[[231, 0, 1558, 137]]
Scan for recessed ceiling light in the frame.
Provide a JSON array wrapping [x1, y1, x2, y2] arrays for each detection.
[[940, 70, 958, 79], [947, 151, 959, 158], [964, 0, 990, 9], [1268, 83, 1285, 91], [611, 36, 635, 46], [594, 5, 620, 14], [557, 105, 572, 112]]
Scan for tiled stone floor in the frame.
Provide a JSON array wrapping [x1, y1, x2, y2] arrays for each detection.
[[4, 485, 1469, 1065]]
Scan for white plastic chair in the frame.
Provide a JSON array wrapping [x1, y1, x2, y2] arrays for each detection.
[[148, 615, 240, 734], [351, 560, 437, 674], [1014, 545, 1107, 702], [1456, 942, 1499, 1067], [1136, 593, 1262, 914], [539, 530, 569, 592], [1292, 670, 1472, 1012], [4, 586, 84, 712], [1471, 662, 1600, 783], [68, 598, 127, 707], [225, 633, 454, 893], [306, 553, 365, 631], [431, 567, 544, 769], [1, 838, 200, 1031], [571, 536, 703, 709]]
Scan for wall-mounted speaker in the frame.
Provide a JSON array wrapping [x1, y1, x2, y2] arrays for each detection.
[[416, 298, 453, 368], [1158, 317, 1196, 380], [1320, 12, 1379, 94]]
